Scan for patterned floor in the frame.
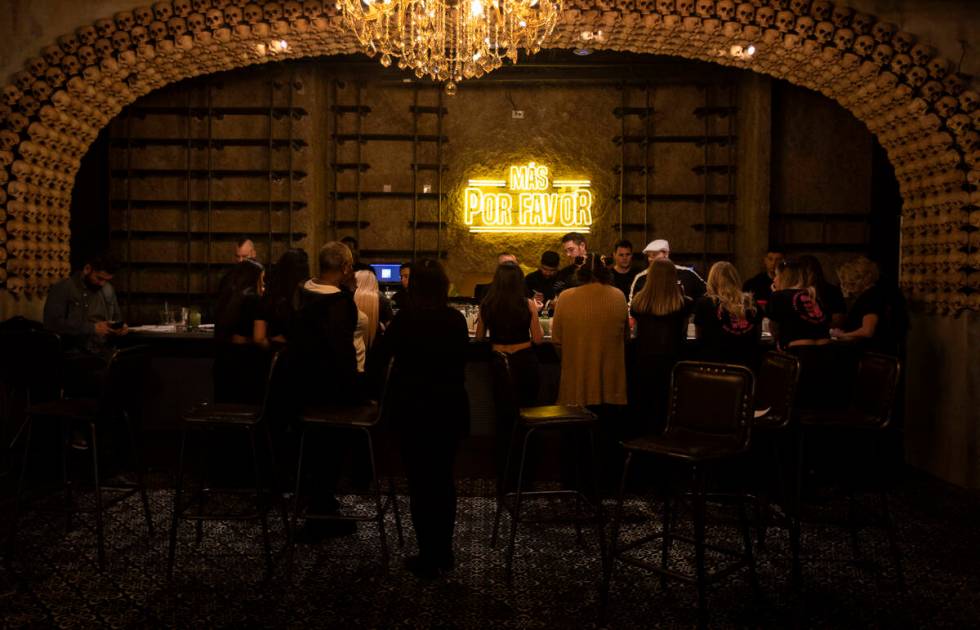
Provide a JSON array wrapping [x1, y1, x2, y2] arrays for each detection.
[[2, 471, 980, 628]]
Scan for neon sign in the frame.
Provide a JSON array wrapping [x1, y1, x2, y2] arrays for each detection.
[[464, 162, 593, 233]]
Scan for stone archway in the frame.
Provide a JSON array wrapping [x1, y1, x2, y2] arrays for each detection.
[[0, 0, 977, 312]]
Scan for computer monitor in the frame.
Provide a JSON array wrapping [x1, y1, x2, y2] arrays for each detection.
[[371, 263, 403, 285]]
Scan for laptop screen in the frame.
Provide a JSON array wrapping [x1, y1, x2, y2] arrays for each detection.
[[371, 264, 403, 284]]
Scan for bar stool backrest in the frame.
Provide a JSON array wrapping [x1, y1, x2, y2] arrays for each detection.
[[0, 329, 63, 404], [666, 361, 755, 447], [851, 352, 901, 429], [98, 345, 152, 423], [754, 351, 801, 429]]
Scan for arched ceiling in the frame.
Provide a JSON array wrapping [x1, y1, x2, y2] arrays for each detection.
[[0, 0, 977, 313]]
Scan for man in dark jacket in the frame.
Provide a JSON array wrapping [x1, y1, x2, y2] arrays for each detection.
[[289, 241, 361, 541]]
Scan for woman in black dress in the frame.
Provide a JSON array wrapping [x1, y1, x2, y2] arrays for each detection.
[[383, 259, 470, 578], [213, 260, 266, 403], [694, 261, 762, 368], [254, 248, 309, 349]]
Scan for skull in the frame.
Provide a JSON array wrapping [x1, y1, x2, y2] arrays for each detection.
[[893, 31, 916, 54], [947, 113, 970, 135], [14, 71, 33, 92], [283, 1, 303, 20], [45, 67, 66, 87], [814, 20, 833, 44], [61, 54, 81, 76], [775, 10, 794, 32], [911, 43, 935, 67], [925, 57, 952, 81], [907, 66, 928, 88], [921, 81, 944, 103], [17, 95, 39, 116], [833, 27, 854, 51], [3, 85, 22, 106], [193, 0, 212, 10], [206, 8, 224, 28], [58, 33, 79, 55], [154, 1, 174, 21], [93, 38, 113, 59], [111, 30, 132, 52], [149, 20, 169, 41], [851, 12, 873, 35], [695, 0, 714, 19], [960, 90, 978, 113], [891, 53, 911, 75], [31, 80, 52, 102], [131, 26, 150, 47], [263, 2, 283, 21], [243, 4, 263, 24], [77, 45, 96, 67], [135, 6, 155, 25], [76, 25, 97, 46], [303, 0, 323, 18], [869, 21, 896, 45], [677, 0, 695, 15], [735, 2, 755, 24], [224, 5, 243, 25], [113, 11, 136, 32], [168, 17, 187, 37], [755, 7, 774, 28], [187, 12, 206, 32], [831, 5, 851, 28], [944, 73, 966, 96], [95, 18, 116, 40], [853, 34, 874, 57], [42, 45, 65, 69], [173, 0, 192, 17], [27, 57, 49, 78], [795, 16, 814, 38], [872, 43, 894, 66], [935, 95, 959, 119], [156, 38, 175, 54]]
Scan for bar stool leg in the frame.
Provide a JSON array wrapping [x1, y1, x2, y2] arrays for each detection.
[[791, 424, 804, 591], [7, 416, 34, 565], [692, 465, 708, 630], [599, 450, 632, 623], [291, 431, 306, 538], [587, 427, 606, 566], [61, 419, 73, 533], [262, 424, 291, 539], [363, 429, 389, 572], [247, 427, 273, 579], [168, 428, 189, 580], [388, 477, 404, 547], [738, 492, 761, 603], [505, 428, 535, 582], [125, 412, 153, 536], [491, 423, 520, 548], [660, 470, 672, 591], [572, 428, 584, 547], [90, 422, 106, 571]]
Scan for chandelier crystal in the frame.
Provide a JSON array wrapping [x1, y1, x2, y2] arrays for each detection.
[[339, 0, 562, 93]]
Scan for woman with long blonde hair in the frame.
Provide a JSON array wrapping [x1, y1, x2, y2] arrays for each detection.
[[694, 261, 762, 366], [767, 258, 830, 349], [354, 269, 381, 351], [629, 259, 693, 433]]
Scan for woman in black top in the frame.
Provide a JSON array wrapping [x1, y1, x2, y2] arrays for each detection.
[[383, 259, 470, 578], [800, 255, 846, 329], [213, 260, 267, 403], [834, 257, 907, 355], [629, 259, 693, 434], [476, 262, 544, 405], [254, 249, 309, 349], [767, 259, 831, 350], [694, 261, 762, 368]]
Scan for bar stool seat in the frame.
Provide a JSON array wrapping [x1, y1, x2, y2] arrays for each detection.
[[25, 398, 100, 420], [301, 401, 379, 427], [518, 405, 596, 425], [168, 351, 291, 580], [624, 429, 745, 461]]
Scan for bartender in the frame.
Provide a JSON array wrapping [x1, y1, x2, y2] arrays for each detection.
[[628, 239, 707, 303]]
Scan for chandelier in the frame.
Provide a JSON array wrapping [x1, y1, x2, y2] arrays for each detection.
[[338, 0, 562, 94]]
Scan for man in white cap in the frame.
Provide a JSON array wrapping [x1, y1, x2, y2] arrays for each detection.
[[627, 238, 707, 304]]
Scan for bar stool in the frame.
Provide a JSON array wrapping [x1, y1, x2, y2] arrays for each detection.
[[602, 361, 757, 629], [291, 359, 403, 571], [11, 345, 154, 571], [167, 350, 291, 580], [751, 351, 802, 585], [796, 352, 904, 588], [488, 351, 603, 581]]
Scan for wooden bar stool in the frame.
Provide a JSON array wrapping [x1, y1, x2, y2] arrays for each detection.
[[291, 360, 403, 572], [167, 350, 291, 580], [11, 345, 154, 571], [602, 361, 757, 629], [488, 351, 604, 582]]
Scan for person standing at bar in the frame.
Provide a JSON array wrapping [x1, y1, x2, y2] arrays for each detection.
[[799, 254, 846, 329], [341, 235, 372, 271], [694, 261, 762, 368], [524, 250, 561, 309], [609, 239, 639, 299], [474, 252, 518, 301], [742, 248, 784, 307], [391, 263, 411, 311], [627, 239, 707, 303], [254, 248, 310, 350], [630, 259, 694, 435], [213, 259, 266, 404], [383, 259, 470, 578], [553, 232, 589, 296], [234, 237, 257, 263], [833, 256, 908, 355]]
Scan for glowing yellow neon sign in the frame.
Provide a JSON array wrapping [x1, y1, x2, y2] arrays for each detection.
[[464, 162, 593, 233]]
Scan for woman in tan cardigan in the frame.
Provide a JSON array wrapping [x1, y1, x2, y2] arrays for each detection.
[[551, 254, 630, 407]]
